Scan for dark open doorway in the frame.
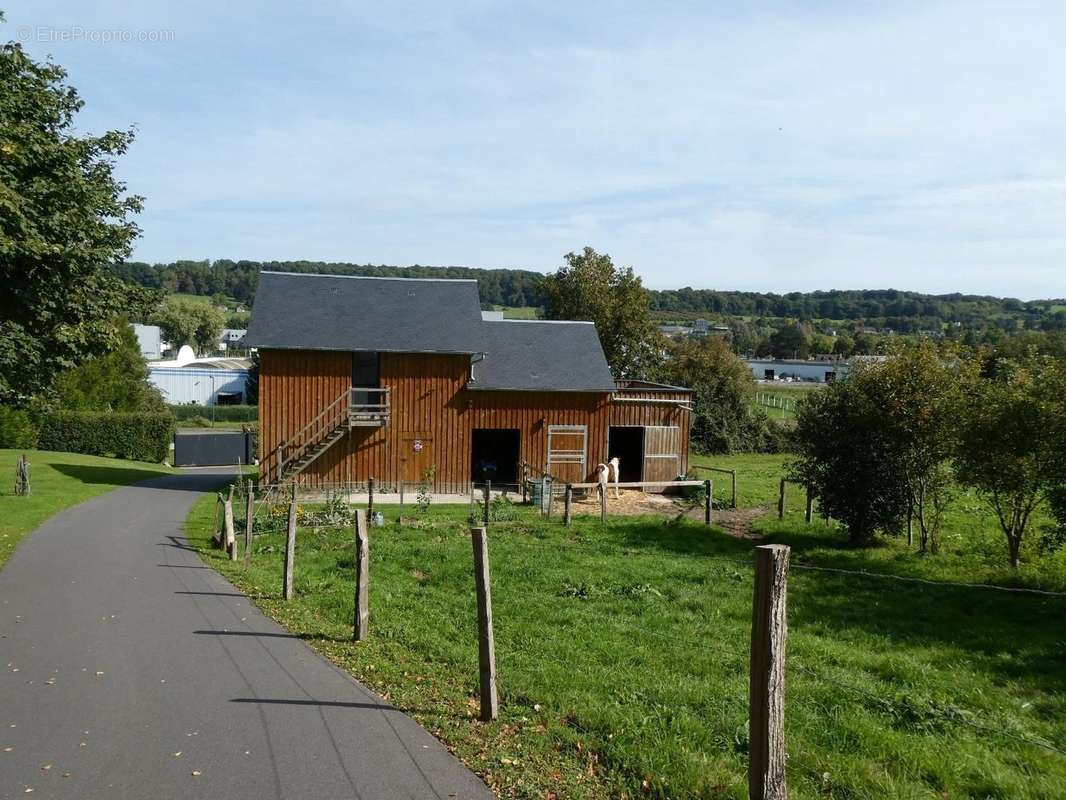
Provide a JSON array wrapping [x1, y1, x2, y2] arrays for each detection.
[[608, 426, 644, 482], [471, 429, 520, 485]]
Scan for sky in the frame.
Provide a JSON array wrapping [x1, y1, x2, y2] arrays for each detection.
[[10, 1, 1066, 299]]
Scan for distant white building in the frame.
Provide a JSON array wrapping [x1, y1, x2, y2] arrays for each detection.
[[132, 324, 163, 361], [148, 346, 252, 405], [219, 329, 247, 350], [480, 310, 505, 321], [744, 358, 848, 383]]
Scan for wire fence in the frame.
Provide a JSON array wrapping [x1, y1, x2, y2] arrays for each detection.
[[206, 473, 1066, 797]]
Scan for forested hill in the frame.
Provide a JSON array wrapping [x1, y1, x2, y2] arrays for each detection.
[[111, 260, 1065, 330], [111, 260, 547, 309]]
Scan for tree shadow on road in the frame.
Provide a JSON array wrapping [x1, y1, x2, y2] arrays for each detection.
[[51, 462, 226, 491]]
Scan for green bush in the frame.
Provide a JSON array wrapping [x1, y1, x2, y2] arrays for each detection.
[[37, 411, 174, 462], [186, 415, 213, 428], [168, 404, 258, 422], [0, 406, 38, 448]]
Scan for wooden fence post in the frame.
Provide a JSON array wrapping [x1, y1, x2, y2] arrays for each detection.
[[777, 479, 786, 520], [353, 509, 369, 641], [244, 480, 254, 567], [599, 484, 607, 524], [521, 464, 528, 504], [804, 485, 814, 524], [224, 498, 237, 561], [749, 544, 790, 800], [483, 481, 491, 529], [563, 483, 573, 527], [367, 477, 375, 522], [704, 479, 713, 525], [731, 470, 738, 509], [545, 476, 553, 519], [283, 483, 297, 601], [470, 527, 499, 722]]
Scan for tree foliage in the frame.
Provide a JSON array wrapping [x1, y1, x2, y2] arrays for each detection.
[[790, 372, 910, 543], [151, 297, 226, 354], [954, 355, 1066, 567], [0, 37, 155, 406], [54, 321, 165, 412], [540, 247, 662, 378], [655, 336, 778, 453]]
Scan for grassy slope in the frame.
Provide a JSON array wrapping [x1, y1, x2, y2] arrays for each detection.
[[185, 463, 1066, 800], [0, 449, 173, 568]]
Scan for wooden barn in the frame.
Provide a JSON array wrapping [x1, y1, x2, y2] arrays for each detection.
[[245, 272, 693, 491]]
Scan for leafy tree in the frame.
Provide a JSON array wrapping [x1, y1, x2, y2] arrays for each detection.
[[852, 333, 880, 355], [192, 303, 226, 354], [54, 320, 165, 412], [151, 297, 224, 355], [0, 31, 155, 405], [954, 356, 1066, 568], [791, 373, 909, 543], [808, 333, 835, 356], [656, 336, 759, 453], [832, 334, 855, 356], [767, 323, 809, 359], [872, 345, 970, 553], [541, 247, 661, 378]]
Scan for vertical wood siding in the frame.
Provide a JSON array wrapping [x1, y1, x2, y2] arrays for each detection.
[[259, 349, 692, 490]]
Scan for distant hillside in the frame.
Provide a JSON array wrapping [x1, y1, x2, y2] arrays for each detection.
[[111, 260, 547, 309], [111, 260, 1066, 332]]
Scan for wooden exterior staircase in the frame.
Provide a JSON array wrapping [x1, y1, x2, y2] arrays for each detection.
[[274, 387, 389, 483]]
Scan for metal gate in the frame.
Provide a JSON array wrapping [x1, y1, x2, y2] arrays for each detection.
[[173, 430, 254, 467]]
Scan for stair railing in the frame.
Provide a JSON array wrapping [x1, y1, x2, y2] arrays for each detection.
[[277, 387, 353, 481], [275, 387, 392, 482]]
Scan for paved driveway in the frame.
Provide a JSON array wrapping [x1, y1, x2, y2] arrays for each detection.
[[0, 470, 493, 799]]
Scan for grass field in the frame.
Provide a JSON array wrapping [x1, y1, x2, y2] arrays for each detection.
[[185, 456, 1066, 799], [498, 306, 542, 320], [0, 449, 173, 568]]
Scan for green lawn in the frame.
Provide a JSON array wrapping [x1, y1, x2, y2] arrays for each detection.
[[0, 449, 173, 568], [185, 463, 1066, 799], [499, 306, 542, 320]]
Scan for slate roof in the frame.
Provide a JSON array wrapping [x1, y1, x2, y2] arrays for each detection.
[[245, 272, 485, 354], [470, 320, 617, 392], [246, 271, 618, 392]]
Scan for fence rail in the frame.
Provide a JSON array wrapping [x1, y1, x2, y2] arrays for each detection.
[[205, 470, 1064, 799]]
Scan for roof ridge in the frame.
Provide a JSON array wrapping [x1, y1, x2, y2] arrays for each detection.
[[261, 270, 478, 283]]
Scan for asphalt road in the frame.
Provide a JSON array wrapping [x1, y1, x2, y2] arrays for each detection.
[[0, 469, 494, 799]]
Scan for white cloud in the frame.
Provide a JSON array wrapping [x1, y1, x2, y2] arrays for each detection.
[[12, 0, 1066, 298]]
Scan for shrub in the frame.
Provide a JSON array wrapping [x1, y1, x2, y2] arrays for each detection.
[[187, 415, 213, 428], [37, 411, 174, 462], [168, 404, 258, 423], [0, 406, 38, 448]]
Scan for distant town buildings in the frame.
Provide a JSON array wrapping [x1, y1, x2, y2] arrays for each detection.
[[657, 319, 730, 339]]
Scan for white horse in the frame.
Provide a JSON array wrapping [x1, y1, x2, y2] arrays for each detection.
[[608, 457, 621, 498], [595, 463, 610, 499]]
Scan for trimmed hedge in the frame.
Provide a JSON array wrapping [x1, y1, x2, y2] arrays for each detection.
[[169, 404, 258, 423], [37, 411, 174, 463]]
